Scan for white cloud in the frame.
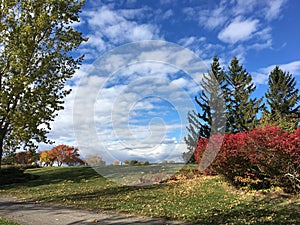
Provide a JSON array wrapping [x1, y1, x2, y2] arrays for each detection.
[[119, 8, 148, 20], [131, 25, 158, 41], [82, 34, 106, 52], [197, 1, 229, 30], [233, 0, 259, 15], [177, 36, 227, 60], [252, 61, 300, 85], [54, 43, 207, 163], [181, 0, 281, 55], [265, 0, 287, 21], [162, 9, 173, 20], [262, 61, 300, 76], [178, 36, 206, 47], [218, 17, 259, 44], [251, 72, 269, 85], [252, 27, 272, 41], [83, 6, 161, 51], [248, 39, 272, 51], [229, 44, 246, 63]]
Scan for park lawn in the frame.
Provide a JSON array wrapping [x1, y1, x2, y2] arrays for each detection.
[[0, 166, 299, 224], [0, 217, 20, 225]]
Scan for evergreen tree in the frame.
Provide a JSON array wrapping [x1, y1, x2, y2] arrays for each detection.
[[183, 110, 201, 163], [225, 57, 263, 133], [197, 57, 227, 136], [184, 57, 226, 162], [263, 66, 300, 130]]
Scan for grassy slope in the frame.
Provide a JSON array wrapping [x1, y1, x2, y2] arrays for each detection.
[[0, 166, 299, 224]]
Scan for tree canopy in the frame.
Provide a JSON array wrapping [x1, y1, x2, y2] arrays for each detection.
[[39, 144, 85, 166], [0, 0, 87, 167]]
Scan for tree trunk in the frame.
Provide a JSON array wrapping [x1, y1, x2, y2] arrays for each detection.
[[0, 135, 3, 170], [0, 126, 8, 170]]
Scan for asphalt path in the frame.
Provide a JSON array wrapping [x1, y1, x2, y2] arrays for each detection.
[[0, 195, 193, 225]]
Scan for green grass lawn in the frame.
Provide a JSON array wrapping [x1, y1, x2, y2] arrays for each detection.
[[0, 166, 299, 224], [0, 217, 20, 225]]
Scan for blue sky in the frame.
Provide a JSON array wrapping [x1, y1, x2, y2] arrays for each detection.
[[41, 0, 300, 163]]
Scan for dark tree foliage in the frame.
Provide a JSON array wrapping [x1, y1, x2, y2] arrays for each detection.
[[183, 110, 201, 163], [197, 57, 227, 136], [184, 57, 226, 163], [225, 57, 263, 134], [265, 66, 300, 117]]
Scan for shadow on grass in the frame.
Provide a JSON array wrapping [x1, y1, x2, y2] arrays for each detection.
[[193, 195, 299, 225], [0, 166, 39, 185], [20, 175, 299, 224], [2, 166, 298, 224], [0, 166, 102, 188]]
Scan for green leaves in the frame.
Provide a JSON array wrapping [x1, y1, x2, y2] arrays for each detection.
[[0, 0, 87, 163]]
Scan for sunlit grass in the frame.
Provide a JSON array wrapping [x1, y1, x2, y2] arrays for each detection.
[[0, 217, 20, 225], [0, 166, 299, 224]]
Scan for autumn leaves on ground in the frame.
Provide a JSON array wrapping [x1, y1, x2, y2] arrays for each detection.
[[0, 166, 299, 224]]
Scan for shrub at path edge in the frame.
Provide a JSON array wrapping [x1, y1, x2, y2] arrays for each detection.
[[195, 126, 300, 193]]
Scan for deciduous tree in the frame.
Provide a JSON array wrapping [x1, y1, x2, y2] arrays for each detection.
[[15, 151, 38, 165], [0, 0, 87, 167], [40, 145, 84, 166], [39, 150, 53, 166]]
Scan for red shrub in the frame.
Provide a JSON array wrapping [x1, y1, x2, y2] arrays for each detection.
[[194, 126, 300, 192]]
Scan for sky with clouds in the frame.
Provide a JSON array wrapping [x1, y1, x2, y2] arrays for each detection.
[[41, 0, 300, 164]]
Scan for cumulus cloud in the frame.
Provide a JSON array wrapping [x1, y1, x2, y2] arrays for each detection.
[[218, 17, 259, 44], [57, 42, 208, 163], [180, 0, 287, 58], [39, 0, 291, 164], [83, 6, 160, 48]]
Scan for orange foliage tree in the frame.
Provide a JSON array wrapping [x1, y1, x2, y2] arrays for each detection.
[[39, 145, 85, 166], [15, 151, 39, 165]]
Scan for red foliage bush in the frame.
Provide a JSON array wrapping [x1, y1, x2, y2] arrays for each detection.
[[194, 126, 300, 192]]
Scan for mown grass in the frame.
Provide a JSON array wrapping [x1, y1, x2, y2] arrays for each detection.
[[0, 166, 299, 224], [0, 217, 20, 225]]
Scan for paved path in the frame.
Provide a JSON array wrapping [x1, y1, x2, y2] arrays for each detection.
[[0, 196, 192, 225]]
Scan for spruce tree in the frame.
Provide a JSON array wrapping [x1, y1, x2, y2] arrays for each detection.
[[225, 57, 263, 133], [183, 110, 201, 163], [263, 66, 300, 130], [184, 57, 226, 162], [196, 56, 227, 136]]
